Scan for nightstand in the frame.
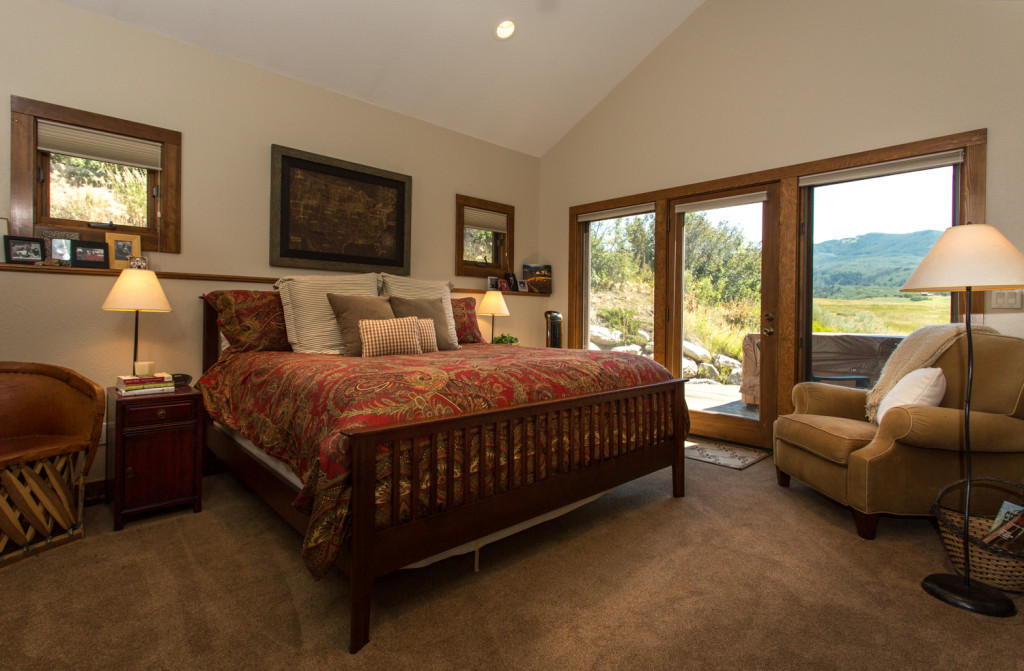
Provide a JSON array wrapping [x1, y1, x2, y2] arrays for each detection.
[[105, 385, 203, 530]]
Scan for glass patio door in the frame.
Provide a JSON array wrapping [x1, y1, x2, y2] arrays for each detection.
[[672, 186, 780, 447]]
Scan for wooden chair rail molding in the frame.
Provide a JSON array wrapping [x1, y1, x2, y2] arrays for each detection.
[[0, 263, 550, 296]]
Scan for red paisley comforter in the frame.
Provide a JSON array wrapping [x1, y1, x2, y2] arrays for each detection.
[[198, 343, 673, 577]]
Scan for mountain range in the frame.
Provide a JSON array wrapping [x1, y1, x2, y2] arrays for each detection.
[[812, 229, 943, 299]]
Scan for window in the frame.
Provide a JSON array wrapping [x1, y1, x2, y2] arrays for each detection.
[[455, 194, 514, 278], [9, 96, 182, 253]]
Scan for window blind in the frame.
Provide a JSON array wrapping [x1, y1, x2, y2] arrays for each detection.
[[576, 202, 655, 223], [674, 191, 768, 214], [798, 149, 963, 188], [464, 206, 508, 233], [37, 120, 162, 171]]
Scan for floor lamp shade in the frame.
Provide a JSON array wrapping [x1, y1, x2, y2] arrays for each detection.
[[901, 223, 1024, 618], [102, 269, 172, 369]]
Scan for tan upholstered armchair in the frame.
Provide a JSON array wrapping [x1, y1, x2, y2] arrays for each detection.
[[773, 331, 1024, 539], [0, 362, 105, 566]]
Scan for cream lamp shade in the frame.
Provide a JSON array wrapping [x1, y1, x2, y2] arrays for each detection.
[[901, 223, 1024, 292], [477, 290, 510, 317], [102, 269, 172, 312], [477, 290, 510, 343]]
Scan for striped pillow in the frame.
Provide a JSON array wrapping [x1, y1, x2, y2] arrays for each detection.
[[380, 274, 459, 349], [359, 317, 422, 357], [417, 318, 438, 353], [275, 274, 379, 354]]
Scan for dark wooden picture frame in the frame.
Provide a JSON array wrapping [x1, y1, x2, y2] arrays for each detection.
[[4, 235, 45, 264], [270, 145, 412, 274], [70, 240, 109, 268]]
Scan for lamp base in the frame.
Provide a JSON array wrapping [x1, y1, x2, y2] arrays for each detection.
[[921, 573, 1016, 617]]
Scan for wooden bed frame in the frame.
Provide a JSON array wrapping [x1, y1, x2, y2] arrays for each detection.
[[200, 300, 688, 653]]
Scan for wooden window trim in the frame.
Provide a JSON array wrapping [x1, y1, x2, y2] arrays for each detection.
[[455, 194, 514, 279], [568, 129, 987, 398], [9, 96, 182, 253]]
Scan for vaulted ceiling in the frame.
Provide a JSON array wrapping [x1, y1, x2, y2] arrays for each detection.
[[56, 0, 705, 156]]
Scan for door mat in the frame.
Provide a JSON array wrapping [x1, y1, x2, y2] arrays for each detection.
[[684, 439, 770, 470]]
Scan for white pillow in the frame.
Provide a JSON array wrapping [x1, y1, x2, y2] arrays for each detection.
[[275, 274, 379, 353], [380, 274, 459, 349], [876, 367, 946, 423]]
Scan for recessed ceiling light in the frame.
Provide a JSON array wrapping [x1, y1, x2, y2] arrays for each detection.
[[495, 19, 515, 40]]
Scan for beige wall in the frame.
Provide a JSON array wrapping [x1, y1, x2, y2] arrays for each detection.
[[0, 0, 547, 475], [540, 0, 1024, 337]]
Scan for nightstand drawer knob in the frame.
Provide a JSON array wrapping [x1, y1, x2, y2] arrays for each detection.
[[157, 409, 167, 419]]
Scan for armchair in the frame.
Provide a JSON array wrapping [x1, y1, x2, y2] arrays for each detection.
[[773, 331, 1024, 538], [0, 361, 104, 566]]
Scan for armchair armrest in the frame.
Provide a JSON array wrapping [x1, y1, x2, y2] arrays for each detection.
[[877, 405, 1024, 452], [792, 382, 868, 420]]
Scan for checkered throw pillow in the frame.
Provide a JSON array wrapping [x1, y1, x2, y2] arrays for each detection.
[[359, 317, 422, 357], [417, 318, 438, 353]]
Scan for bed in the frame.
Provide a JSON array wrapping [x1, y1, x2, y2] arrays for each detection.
[[198, 287, 688, 653]]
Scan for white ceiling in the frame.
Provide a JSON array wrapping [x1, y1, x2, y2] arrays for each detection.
[[56, 0, 705, 157]]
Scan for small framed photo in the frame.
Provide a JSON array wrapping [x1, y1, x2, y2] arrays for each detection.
[[106, 232, 141, 270], [129, 256, 149, 269], [70, 240, 110, 268], [487, 276, 500, 290], [505, 272, 519, 291], [517, 280, 528, 292], [4, 235, 45, 264], [498, 279, 510, 291], [51, 238, 73, 262]]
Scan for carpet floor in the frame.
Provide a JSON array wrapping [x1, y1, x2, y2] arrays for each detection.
[[2, 458, 1022, 670]]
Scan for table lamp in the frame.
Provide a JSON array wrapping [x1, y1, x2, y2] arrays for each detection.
[[102, 269, 172, 374], [901, 222, 1024, 617], [478, 290, 510, 343]]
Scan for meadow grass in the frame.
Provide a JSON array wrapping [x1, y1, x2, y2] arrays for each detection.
[[814, 295, 950, 334]]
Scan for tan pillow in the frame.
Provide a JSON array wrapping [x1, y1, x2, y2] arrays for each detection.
[[390, 296, 458, 351], [275, 274, 379, 353], [359, 317, 422, 357], [417, 318, 438, 353], [326, 294, 395, 357], [380, 274, 459, 349]]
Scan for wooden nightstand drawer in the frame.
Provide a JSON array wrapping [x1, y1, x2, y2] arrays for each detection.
[[123, 399, 196, 427]]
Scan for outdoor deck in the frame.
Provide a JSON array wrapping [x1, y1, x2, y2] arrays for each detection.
[[684, 382, 759, 420]]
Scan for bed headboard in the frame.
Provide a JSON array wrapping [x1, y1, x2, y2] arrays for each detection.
[[201, 297, 221, 373]]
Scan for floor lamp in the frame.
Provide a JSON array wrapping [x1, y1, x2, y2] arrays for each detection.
[[901, 222, 1024, 617], [477, 290, 510, 343], [102, 269, 172, 375]]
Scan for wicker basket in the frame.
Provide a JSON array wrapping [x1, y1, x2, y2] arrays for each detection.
[[933, 478, 1024, 593]]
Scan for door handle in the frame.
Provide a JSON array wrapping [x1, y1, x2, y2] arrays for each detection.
[[764, 313, 775, 322], [762, 327, 775, 336]]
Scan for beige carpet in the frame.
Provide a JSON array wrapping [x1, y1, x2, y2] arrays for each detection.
[[2, 459, 1022, 670], [684, 437, 769, 469]]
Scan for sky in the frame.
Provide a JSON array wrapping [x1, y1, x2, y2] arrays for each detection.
[[700, 166, 955, 244]]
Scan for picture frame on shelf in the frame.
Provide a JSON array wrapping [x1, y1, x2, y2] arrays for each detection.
[[106, 232, 142, 270], [129, 256, 149, 269], [487, 276, 499, 290], [40, 229, 80, 262], [51, 238, 73, 263], [498, 279, 510, 291], [517, 280, 528, 292], [70, 240, 109, 268], [4, 235, 44, 264], [523, 263, 552, 294], [505, 272, 519, 291]]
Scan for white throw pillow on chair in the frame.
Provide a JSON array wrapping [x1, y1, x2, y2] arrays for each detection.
[[876, 367, 946, 423]]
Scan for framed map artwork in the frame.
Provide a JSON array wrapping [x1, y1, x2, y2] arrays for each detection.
[[270, 145, 412, 274]]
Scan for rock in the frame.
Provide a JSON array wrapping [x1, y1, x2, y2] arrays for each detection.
[[681, 357, 698, 378], [589, 325, 622, 347], [588, 341, 602, 351], [683, 340, 711, 363], [698, 362, 720, 379], [613, 344, 644, 355], [643, 341, 654, 354], [714, 354, 741, 371], [726, 370, 743, 385], [637, 330, 651, 343]]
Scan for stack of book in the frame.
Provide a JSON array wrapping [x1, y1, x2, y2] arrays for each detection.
[[116, 373, 174, 396], [983, 501, 1024, 552]]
